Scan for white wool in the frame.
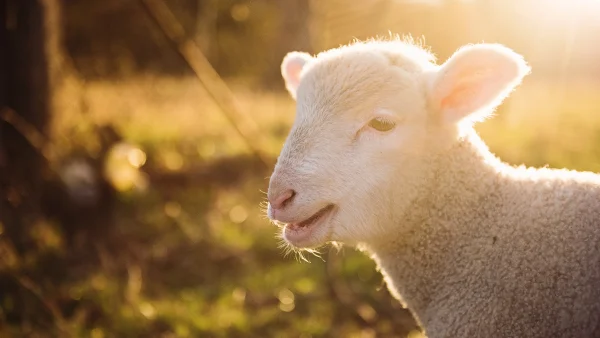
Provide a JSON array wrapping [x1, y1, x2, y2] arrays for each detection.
[[267, 37, 600, 337]]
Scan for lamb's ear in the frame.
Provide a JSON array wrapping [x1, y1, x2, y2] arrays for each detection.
[[281, 51, 313, 100], [428, 44, 530, 124]]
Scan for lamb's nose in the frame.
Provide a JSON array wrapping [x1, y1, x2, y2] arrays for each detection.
[[269, 189, 296, 210]]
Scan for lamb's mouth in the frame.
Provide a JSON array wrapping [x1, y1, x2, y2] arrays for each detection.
[[283, 204, 336, 246], [287, 204, 335, 229]]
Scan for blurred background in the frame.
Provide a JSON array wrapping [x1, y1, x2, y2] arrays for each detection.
[[1, 0, 600, 337]]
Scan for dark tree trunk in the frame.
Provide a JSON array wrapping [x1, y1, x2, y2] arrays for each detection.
[[0, 0, 53, 253]]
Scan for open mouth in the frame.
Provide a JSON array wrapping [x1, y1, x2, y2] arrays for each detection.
[[283, 204, 335, 246], [289, 204, 334, 228]]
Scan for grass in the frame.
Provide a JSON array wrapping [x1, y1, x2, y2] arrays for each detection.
[[4, 73, 600, 337]]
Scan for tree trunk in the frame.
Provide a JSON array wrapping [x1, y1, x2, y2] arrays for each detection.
[[0, 0, 57, 253]]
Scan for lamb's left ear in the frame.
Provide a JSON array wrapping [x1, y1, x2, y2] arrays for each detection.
[[281, 51, 313, 100], [428, 44, 530, 124]]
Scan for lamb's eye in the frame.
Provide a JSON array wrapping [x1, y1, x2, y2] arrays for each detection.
[[368, 117, 396, 132]]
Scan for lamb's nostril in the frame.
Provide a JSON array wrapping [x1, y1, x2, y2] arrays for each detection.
[[270, 189, 296, 210]]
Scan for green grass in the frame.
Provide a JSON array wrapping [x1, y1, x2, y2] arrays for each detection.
[[5, 74, 600, 337]]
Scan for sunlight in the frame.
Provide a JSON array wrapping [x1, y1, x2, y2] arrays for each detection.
[[529, 0, 600, 21], [546, 0, 600, 11], [8, 0, 600, 336]]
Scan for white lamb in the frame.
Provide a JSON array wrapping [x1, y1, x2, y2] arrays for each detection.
[[265, 38, 600, 338]]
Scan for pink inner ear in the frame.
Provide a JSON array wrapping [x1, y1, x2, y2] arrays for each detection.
[[285, 61, 304, 88], [439, 69, 492, 112], [440, 82, 475, 111]]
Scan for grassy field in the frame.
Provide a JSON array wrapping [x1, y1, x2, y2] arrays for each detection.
[[6, 73, 600, 337]]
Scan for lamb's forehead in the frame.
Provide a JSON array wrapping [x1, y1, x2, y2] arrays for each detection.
[[296, 41, 436, 115]]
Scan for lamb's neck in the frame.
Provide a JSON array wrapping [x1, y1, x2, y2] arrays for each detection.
[[361, 130, 505, 327], [428, 129, 506, 208]]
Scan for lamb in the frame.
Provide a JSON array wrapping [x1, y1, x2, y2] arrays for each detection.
[[265, 37, 600, 338]]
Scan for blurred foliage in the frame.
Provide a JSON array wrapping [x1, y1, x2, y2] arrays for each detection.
[[62, 0, 600, 86], [63, 0, 311, 88], [3, 0, 600, 337]]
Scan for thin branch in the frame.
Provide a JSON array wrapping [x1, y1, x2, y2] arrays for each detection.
[[11, 273, 72, 337], [0, 106, 55, 162], [140, 0, 272, 169]]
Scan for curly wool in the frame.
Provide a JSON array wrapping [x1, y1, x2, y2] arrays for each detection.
[[363, 128, 600, 337]]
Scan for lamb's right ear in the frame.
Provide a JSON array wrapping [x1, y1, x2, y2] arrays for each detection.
[[281, 51, 313, 100], [427, 44, 530, 124]]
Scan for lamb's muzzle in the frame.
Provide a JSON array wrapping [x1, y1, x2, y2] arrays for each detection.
[[268, 165, 338, 247]]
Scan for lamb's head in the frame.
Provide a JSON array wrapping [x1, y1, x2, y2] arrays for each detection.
[[267, 40, 530, 250]]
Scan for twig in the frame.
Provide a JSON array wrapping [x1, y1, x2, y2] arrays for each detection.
[[11, 273, 72, 337], [139, 0, 272, 169], [0, 106, 55, 162]]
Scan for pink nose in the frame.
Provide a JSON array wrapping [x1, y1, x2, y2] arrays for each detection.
[[269, 189, 296, 210]]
